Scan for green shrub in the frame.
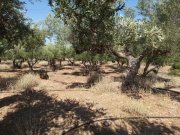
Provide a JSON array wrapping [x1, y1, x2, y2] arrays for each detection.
[[172, 62, 180, 69], [169, 69, 180, 77]]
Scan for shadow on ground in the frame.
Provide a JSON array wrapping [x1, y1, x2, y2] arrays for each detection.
[[0, 76, 19, 91], [66, 82, 87, 89], [0, 89, 179, 135], [63, 71, 86, 76], [151, 87, 180, 102]]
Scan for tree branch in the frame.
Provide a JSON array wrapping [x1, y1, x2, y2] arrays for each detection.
[[143, 66, 160, 77], [111, 50, 126, 59], [115, 2, 125, 12]]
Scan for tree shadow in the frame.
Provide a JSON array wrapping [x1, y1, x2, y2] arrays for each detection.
[[0, 94, 23, 108], [113, 76, 124, 82], [63, 71, 87, 76], [155, 75, 171, 82], [33, 69, 51, 73], [0, 76, 19, 91], [60, 67, 74, 70], [0, 89, 105, 135], [104, 65, 127, 73], [65, 117, 178, 135], [0, 89, 179, 135], [122, 74, 180, 102], [66, 71, 103, 89], [151, 87, 180, 102], [126, 119, 175, 135], [66, 82, 88, 89]]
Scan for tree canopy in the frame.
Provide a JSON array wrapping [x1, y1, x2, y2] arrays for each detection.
[[41, 13, 71, 45], [137, 0, 180, 62], [0, 0, 31, 45], [49, 0, 125, 54]]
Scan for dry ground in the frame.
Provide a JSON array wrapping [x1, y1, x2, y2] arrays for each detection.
[[0, 61, 180, 135]]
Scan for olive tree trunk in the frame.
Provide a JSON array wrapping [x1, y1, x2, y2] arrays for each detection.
[[112, 50, 145, 90], [122, 56, 143, 89], [27, 59, 38, 71], [49, 58, 56, 71], [13, 59, 23, 69], [142, 59, 151, 77]]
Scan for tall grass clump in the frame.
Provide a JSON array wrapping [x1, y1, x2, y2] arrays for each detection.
[[11, 73, 39, 91], [122, 99, 148, 116], [89, 78, 119, 94]]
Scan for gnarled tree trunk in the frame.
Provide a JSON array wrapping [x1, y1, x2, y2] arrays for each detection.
[[68, 58, 75, 66], [27, 59, 38, 71], [122, 56, 143, 89], [142, 65, 159, 77], [112, 50, 145, 90], [49, 58, 56, 71], [59, 59, 62, 69], [142, 59, 151, 77], [13, 59, 23, 69]]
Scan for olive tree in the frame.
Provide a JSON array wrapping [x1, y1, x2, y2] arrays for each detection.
[[113, 17, 165, 89], [42, 13, 71, 44], [65, 46, 76, 65], [5, 45, 26, 69], [22, 26, 46, 71], [49, 0, 125, 54], [41, 44, 67, 71], [137, 0, 180, 63], [0, 0, 31, 46]]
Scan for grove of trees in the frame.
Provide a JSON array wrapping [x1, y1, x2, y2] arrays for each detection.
[[0, 0, 179, 91]]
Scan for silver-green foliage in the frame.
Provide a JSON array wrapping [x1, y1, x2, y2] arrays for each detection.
[[114, 16, 165, 57]]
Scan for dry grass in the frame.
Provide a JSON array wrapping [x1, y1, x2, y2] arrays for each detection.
[[86, 71, 103, 86], [152, 74, 180, 92], [0, 63, 11, 70], [11, 73, 39, 91], [0, 63, 179, 134], [133, 73, 179, 92], [137, 65, 180, 90], [122, 98, 148, 116], [88, 77, 149, 116], [170, 76, 180, 87], [136, 76, 155, 90], [89, 78, 120, 94]]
